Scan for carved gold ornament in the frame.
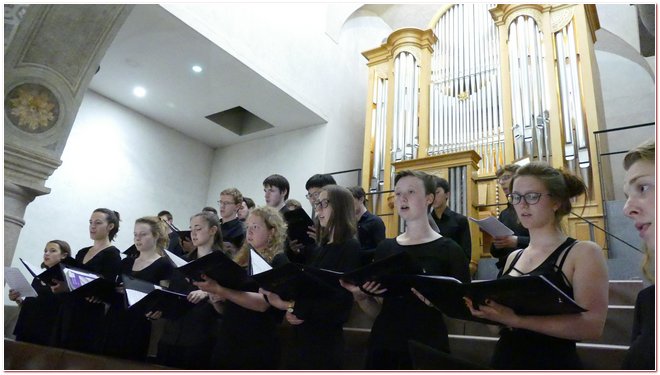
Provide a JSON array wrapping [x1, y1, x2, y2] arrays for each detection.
[[5, 83, 59, 133]]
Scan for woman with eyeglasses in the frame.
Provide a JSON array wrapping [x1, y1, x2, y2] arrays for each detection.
[[491, 164, 530, 272], [261, 184, 361, 369], [620, 140, 654, 370], [463, 162, 608, 369], [193, 206, 289, 369], [341, 170, 470, 369]]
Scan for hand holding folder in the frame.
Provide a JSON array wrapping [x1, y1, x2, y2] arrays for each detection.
[[177, 250, 254, 291], [123, 275, 193, 319], [252, 262, 343, 301], [283, 208, 316, 246], [339, 251, 421, 297], [61, 266, 117, 302], [407, 274, 586, 323]]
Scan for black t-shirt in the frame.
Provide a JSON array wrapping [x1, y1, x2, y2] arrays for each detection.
[[431, 209, 472, 261], [357, 211, 386, 251]]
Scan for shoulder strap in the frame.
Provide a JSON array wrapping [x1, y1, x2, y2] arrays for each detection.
[[501, 249, 524, 276], [555, 238, 578, 270]]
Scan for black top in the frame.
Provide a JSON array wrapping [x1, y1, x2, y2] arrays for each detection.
[[286, 237, 361, 369], [357, 211, 386, 251], [75, 245, 122, 280], [221, 218, 246, 245], [622, 284, 655, 369], [211, 252, 289, 369], [13, 276, 62, 345], [492, 238, 582, 370], [120, 256, 175, 284], [52, 246, 121, 353], [159, 250, 221, 347], [367, 237, 470, 369], [431, 208, 472, 261], [490, 203, 530, 271], [101, 255, 176, 361]]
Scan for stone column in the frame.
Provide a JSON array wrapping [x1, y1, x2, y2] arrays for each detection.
[[4, 4, 134, 266]]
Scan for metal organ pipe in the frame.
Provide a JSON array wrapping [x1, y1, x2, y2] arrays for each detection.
[[429, 3, 502, 175]]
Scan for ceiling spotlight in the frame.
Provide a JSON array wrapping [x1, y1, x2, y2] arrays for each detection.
[[192, 65, 203, 73], [133, 86, 146, 98]]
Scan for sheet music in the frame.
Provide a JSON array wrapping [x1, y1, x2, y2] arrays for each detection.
[[62, 268, 99, 290], [165, 249, 188, 268], [469, 216, 514, 237], [4, 267, 38, 298], [250, 248, 272, 275]]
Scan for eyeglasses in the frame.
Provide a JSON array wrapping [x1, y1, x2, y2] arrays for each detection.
[[305, 191, 321, 200], [313, 199, 331, 210], [507, 192, 551, 205], [217, 201, 235, 206]]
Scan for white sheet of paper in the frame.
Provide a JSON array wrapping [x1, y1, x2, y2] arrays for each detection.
[[4, 267, 38, 298], [165, 249, 188, 267], [125, 288, 148, 307], [469, 216, 514, 237], [250, 248, 272, 275]]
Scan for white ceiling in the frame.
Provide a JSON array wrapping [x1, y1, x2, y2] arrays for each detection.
[[88, 4, 327, 149]]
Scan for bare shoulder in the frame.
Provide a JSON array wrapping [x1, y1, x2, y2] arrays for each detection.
[[572, 240, 604, 257]]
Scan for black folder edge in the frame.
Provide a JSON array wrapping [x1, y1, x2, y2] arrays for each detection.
[[177, 230, 192, 243], [61, 266, 117, 302], [251, 263, 342, 301], [406, 274, 586, 323], [123, 275, 193, 319], [20, 257, 80, 286], [177, 250, 253, 290], [283, 208, 316, 246], [339, 251, 420, 297]]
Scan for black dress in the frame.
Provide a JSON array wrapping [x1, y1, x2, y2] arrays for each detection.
[[284, 238, 361, 369], [12, 276, 62, 346], [490, 203, 530, 272], [156, 249, 221, 369], [210, 252, 289, 369], [101, 256, 174, 361], [491, 238, 582, 369], [622, 284, 655, 369], [366, 237, 470, 369], [52, 245, 121, 353]]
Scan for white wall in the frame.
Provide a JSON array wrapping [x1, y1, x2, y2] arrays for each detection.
[[169, 4, 393, 212], [8, 91, 214, 288]]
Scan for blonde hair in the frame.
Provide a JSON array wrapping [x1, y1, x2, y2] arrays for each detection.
[[221, 187, 244, 205], [234, 206, 287, 267], [623, 139, 655, 283], [135, 216, 169, 255]]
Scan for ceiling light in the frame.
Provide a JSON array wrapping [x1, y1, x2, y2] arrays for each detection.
[[192, 65, 203, 73], [133, 86, 146, 98]]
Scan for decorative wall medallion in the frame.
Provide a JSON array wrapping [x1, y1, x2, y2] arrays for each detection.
[[5, 83, 59, 133]]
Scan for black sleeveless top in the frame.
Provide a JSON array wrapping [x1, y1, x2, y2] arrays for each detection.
[[491, 238, 583, 370]]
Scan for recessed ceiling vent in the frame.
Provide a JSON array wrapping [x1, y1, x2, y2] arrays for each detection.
[[206, 106, 274, 136]]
